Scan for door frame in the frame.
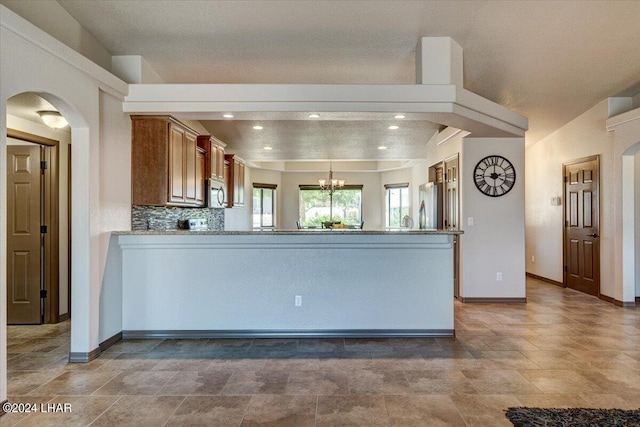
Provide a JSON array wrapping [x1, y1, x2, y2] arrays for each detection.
[[7, 128, 61, 323], [562, 154, 600, 295]]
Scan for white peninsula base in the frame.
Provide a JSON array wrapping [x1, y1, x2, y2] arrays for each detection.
[[108, 231, 458, 339]]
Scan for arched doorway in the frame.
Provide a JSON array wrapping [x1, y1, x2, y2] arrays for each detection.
[[2, 89, 95, 406], [3, 92, 77, 397], [6, 93, 71, 326]]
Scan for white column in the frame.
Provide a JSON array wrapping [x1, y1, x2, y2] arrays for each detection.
[[111, 55, 164, 84], [622, 153, 637, 302], [415, 37, 464, 86], [70, 126, 101, 356]]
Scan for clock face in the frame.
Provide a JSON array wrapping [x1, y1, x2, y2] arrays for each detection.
[[473, 155, 516, 197]]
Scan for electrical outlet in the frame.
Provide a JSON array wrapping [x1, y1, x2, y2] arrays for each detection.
[[467, 217, 474, 226], [496, 272, 503, 281], [295, 295, 302, 306], [531, 255, 535, 263]]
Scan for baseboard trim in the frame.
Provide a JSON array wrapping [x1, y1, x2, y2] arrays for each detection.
[[0, 399, 7, 417], [526, 272, 563, 287], [99, 332, 123, 352], [123, 329, 455, 339], [58, 313, 69, 322], [69, 347, 101, 363], [459, 297, 527, 304], [599, 294, 637, 308]]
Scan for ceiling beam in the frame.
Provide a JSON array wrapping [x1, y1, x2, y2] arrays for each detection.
[[123, 83, 528, 138]]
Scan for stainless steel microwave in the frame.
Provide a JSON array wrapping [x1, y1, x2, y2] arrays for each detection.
[[208, 179, 226, 208]]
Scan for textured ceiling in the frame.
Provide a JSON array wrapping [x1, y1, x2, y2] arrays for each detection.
[[200, 118, 441, 161], [6, 1, 640, 162]]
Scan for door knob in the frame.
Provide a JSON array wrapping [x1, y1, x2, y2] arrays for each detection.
[[588, 233, 599, 238]]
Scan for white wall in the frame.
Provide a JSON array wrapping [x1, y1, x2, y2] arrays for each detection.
[[461, 137, 526, 299], [280, 171, 382, 230], [98, 90, 131, 343], [607, 108, 640, 302], [525, 101, 616, 295], [425, 132, 526, 299], [6, 114, 71, 316], [2, 5, 128, 402], [0, 0, 112, 70], [636, 151, 640, 298]]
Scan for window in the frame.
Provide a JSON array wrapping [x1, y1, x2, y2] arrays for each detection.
[[385, 183, 410, 228], [252, 184, 276, 228], [299, 185, 362, 228]]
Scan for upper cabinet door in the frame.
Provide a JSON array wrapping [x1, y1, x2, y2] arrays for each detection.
[[209, 141, 218, 179], [224, 153, 244, 208], [184, 131, 198, 203], [216, 144, 225, 181], [237, 162, 245, 206], [169, 123, 185, 203], [195, 148, 206, 205]]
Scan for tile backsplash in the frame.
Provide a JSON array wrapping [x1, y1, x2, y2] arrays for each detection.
[[132, 205, 224, 231]]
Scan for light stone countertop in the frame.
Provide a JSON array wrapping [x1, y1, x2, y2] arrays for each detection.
[[112, 229, 463, 235]]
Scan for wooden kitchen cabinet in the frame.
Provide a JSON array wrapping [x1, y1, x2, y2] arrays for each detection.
[[235, 161, 245, 206], [197, 135, 226, 183], [132, 115, 205, 207], [224, 154, 245, 207], [195, 147, 206, 205], [223, 158, 230, 206]]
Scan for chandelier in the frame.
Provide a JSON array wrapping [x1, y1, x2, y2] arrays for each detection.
[[318, 162, 345, 196]]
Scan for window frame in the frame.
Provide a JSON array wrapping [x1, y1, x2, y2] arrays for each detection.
[[252, 183, 276, 229], [298, 184, 363, 227], [384, 182, 410, 228]]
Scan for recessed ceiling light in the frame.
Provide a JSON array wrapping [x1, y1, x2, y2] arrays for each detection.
[[388, 125, 399, 130], [378, 146, 388, 150], [308, 114, 320, 119], [253, 125, 263, 130], [394, 114, 405, 119], [223, 114, 234, 118], [263, 146, 273, 150]]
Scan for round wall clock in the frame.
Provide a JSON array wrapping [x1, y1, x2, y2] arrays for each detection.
[[473, 155, 516, 197]]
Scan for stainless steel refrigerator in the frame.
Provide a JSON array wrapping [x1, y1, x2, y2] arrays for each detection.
[[418, 183, 443, 229]]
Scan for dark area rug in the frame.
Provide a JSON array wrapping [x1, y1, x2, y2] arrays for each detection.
[[505, 407, 640, 427]]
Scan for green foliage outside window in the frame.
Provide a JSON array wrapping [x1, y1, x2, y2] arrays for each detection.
[[299, 188, 361, 227]]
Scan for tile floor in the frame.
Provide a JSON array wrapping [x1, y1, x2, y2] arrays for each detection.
[[2, 277, 640, 426]]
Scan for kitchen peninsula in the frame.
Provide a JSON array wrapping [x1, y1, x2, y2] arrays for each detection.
[[107, 229, 461, 339]]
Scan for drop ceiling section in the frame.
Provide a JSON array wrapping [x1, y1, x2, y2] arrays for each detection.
[[124, 83, 528, 165], [199, 118, 441, 162]]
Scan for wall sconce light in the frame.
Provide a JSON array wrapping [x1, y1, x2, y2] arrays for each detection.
[[38, 110, 68, 129]]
